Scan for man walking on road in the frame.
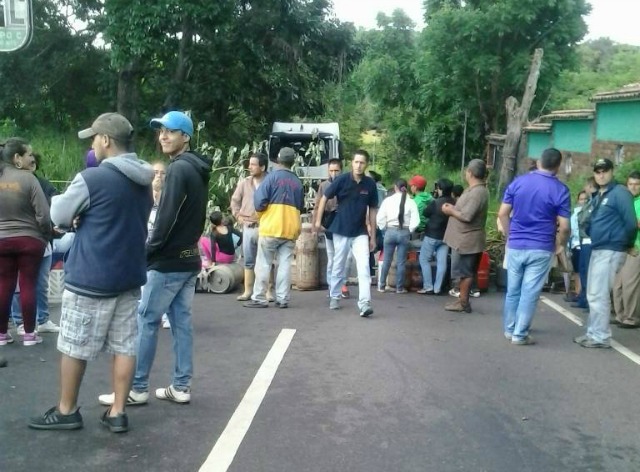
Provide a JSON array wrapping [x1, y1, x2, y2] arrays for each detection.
[[313, 150, 379, 317], [231, 152, 269, 301], [574, 158, 637, 349], [498, 148, 571, 345], [442, 159, 489, 314], [29, 113, 154, 432], [100, 111, 212, 406], [612, 171, 640, 329], [243, 147, 303, 309]]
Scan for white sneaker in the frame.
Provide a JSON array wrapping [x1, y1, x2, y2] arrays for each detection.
[[98, 390, 149, 406], [448, 288, 460, 298], [162, 314, 170, 329], [17, 324, 26, 336], [0, 332, 14, 345], [155, 385, 191, 404], [38, 320, 60, 333], [23, 332, 43, 346]]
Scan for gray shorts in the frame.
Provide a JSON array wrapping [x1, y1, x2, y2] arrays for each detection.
[[450, 250, 481, 280], [57, 288, 140, 361]]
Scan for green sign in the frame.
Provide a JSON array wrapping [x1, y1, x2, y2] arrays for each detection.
[[0, 0, 32, 52]]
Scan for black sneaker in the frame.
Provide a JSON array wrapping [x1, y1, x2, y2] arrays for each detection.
[[275, 301, 288, 309], [28, 406, 83, 430], [100, 409, 129, 433]]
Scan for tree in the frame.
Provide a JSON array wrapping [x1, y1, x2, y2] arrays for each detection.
[[414, 0, 590, 166]]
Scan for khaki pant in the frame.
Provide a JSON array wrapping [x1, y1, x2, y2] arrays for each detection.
[[613, 252, 640, 326]]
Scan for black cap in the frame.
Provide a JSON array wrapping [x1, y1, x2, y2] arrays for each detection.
[[593, 158, 614, 172]]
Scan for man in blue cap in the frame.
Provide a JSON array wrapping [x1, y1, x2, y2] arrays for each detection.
[[99, 111, 213, 406]]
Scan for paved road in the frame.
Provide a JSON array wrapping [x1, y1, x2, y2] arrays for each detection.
[[2, 288, 640, 472]]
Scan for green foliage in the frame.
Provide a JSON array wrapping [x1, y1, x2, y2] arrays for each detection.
[[550, 39, 640, 111], [414, 0, 590, 165]]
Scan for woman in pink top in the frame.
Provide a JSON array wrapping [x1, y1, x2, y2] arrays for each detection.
[[199, 212, 242, 267]]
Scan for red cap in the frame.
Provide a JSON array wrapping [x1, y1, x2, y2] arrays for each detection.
[[409, 175, 427, 191]]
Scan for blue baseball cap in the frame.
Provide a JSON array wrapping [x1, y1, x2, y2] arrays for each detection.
[[149, 111, 194, 137]]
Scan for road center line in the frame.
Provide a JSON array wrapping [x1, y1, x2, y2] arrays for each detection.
[[540, 297, 584, 327], [541, 296, 640, 366], [199, 328, 296, 472]]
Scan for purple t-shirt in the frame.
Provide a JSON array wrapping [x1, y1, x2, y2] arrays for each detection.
[[503, 170, 571, 252]]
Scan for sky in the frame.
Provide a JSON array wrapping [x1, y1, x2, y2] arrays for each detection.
[[331, 0, 640, 46]]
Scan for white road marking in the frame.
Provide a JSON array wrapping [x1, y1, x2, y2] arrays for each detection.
[[541, 296, 640, 366], [199, 328, 296, 472], [540, 297, 584, 326]]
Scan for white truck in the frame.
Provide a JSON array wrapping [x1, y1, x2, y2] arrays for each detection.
[[267, 122, 343, 180]]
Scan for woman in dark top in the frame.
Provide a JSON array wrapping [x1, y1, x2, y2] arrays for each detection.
[[418, 178, 455, 295], [199, 211, 242, 267], [0, 138, 51, 346]]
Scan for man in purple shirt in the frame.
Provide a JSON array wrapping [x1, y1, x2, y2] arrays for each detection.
[[498, 148, 571, 345]]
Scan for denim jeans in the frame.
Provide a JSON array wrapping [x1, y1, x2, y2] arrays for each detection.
[[133, 270, 198, 392], [241, 225, 259, 269], [419, 236, 449, 293], [503, 248, 553, 341], [330, 234, 371, 310], [576, 242, 592, 307], [11, 252, 52, 325], [585, 249, 627, 344], [378, 228, 410, 291], [251, 237, 294, 304]]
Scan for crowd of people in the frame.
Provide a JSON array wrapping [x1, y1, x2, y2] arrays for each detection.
[[310, 153, 490, 317], [0, 108, 638, 435]]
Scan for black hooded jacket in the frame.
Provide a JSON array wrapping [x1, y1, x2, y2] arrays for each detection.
[[147, 151, 213, 272]]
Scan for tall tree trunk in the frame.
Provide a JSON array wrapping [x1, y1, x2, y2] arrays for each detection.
[[117, 59, 140, 124], [497, 48, 544, 194], [163, 17, 193, 110]]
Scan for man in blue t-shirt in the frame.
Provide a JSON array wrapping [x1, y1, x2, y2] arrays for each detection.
[[498, 148, 571, 345], [313, 150, 378, 317]]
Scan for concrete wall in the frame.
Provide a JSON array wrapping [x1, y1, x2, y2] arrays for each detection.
[[592, 140, 640, 163], [596, 101, 640, 143], [526, 132, 551, 159], [553, 119, 593, 153]]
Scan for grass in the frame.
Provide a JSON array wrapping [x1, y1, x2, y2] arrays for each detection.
[[2, 127, 164, 191]]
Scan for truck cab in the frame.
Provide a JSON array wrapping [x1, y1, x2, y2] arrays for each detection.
[[267, 122, 343, 180]]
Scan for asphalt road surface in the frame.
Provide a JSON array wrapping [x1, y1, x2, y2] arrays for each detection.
[[2, 287, 640, 472]]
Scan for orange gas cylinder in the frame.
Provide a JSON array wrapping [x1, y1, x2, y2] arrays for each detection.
[[476, 251, 490, 292]]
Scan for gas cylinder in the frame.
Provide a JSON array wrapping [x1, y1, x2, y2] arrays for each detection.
[[476, 251, 490, 292], [295, 222, 319, 290]]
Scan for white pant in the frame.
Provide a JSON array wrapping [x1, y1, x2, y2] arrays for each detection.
[[330, 234, 371, 310], [325, 237, 335, 287]]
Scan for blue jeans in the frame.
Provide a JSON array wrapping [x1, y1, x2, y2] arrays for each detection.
[[133, 270, 198, 392], [241, 225, 259, 269], [576, 243, 592, 308], [11, 252, 52, 325], [503, 249, 553, 341], [419, 236, 449, 293], [379, 228, 411, 291], [585, 249, 627, 344]]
